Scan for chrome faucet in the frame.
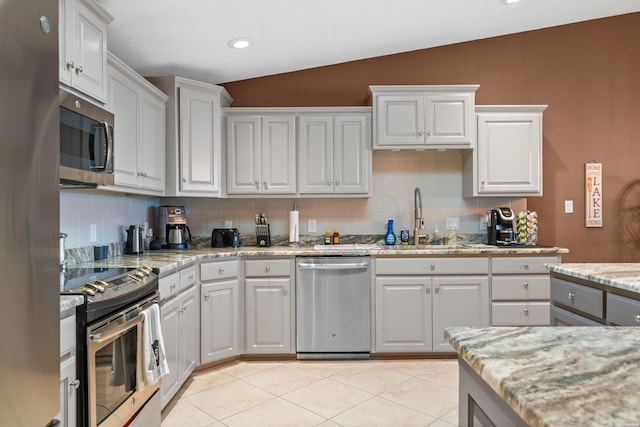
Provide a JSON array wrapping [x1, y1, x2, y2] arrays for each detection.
[[414, 187, 427, 245]]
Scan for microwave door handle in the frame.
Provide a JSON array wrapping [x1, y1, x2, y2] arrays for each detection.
[[104, 121, 113, 173]]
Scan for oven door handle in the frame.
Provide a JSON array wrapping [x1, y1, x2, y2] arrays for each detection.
[[89, 314, 143, 344]]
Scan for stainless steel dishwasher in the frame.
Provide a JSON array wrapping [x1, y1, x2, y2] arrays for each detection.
[[296, 256, 371, 359]]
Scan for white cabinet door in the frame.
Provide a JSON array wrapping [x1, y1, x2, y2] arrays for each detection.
[[59, 356, 77, 427], [109, 67, 140, 187], [226, 115, 261, 194], [425, 93, 474, 147], [375, 95, 425, 146], [179, 286, 199, 380], [160, 295, 180, 408], [432, 276, 489, 352], [180, 86, 221, 193], [477, 112, 542, 194], [298, 116, 333, 193], [334, 114, 370, 194], [72, 0, 108, 101], [58, 0, 74, 88], [139, 93, 166, 191], [245, 278, 291, 353], [201, 280, 239, 363], [375, 277, 432, 352], [261, 116, 296, 194]]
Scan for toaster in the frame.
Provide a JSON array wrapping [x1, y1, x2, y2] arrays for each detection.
[[212, 228, 239, 247]]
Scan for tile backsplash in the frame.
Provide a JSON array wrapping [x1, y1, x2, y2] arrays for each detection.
[[60, 150, 525, 248]]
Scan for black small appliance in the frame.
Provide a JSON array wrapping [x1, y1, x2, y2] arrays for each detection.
[[487, 207, 516, 245], [212, 228, 239, 247]]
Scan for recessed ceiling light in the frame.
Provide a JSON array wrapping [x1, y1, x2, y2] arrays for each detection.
[[228, 38, 252, 49], [502, 0, 521, 3]]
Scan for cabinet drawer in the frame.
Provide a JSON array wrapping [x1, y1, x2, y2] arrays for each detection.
[[201, 260, 239, 281], [492, 302, 550, 326], [491, 256, 558, 274], [375, 257, 488, 275], [550, 277, 603, 319], [491, 276, 550, 301], [179, 264, 198, 290], [245, 259, 291, 277], [60, 314, 76, 357], [607, 293, 640, 326], [159, 271, 180, 300]]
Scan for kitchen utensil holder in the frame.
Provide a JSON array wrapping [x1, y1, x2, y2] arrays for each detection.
[[256, 224, 271, 247]]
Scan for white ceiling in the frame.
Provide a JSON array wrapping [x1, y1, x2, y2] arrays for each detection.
[[102, 0, 640, 85]]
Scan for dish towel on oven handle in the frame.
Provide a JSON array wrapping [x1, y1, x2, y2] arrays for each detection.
[[141, 303, 169, 385]]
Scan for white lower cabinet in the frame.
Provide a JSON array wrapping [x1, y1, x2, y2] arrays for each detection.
[[200, 259, 240, 364], [160, 270, 200, 408], [375, 257, 489, 353], [491, 256, 559, 326], [58, 314, 78, 427], [244, 258, 294, 354]]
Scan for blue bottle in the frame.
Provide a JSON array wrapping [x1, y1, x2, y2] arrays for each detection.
[[385, 219, 396, 245]]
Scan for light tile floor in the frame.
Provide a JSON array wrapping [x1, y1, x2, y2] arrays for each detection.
[[161, 359, 459, 427]]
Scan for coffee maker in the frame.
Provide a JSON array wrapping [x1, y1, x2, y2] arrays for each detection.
[[158, 206, 192, 249], [487, 207, 516, 245]]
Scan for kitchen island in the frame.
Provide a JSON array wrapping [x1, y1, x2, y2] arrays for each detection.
[[446, 326, 640, 427]]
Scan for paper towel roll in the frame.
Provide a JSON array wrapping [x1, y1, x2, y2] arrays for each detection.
[[289, 210, 299, 243]]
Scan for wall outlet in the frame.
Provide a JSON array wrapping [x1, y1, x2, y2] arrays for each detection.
[[224, 220, 233, 228], [446, 217, 459, 230], [308, 219, 317, 233], [89, 224, 97, 243]]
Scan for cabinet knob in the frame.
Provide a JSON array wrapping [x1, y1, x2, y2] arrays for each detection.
[[283, 288, 288, 295], [204, 295, 210, 301], [435, 286, 440, 293], [426, 131, 431, 136], [523, 263, 529, 270], [218, 267, 224, 274], [263, 181, 269, 190], [255, 181, 260, 190], [265, 265, 271, 273], [75, 65, 83, 74], [327, 181, 332, 186], [170, 284, 176, 290], [66, 60, 75, 69], [523, 308, 529, 315], [335, 180, 341, 186], [635, 314, 640, 324], [183, 178, 187, 183], [568, 292, 576, 301], [425, 286, 431, 294], [418, 131, 424, 136], [430, 264, 436, 271], [189, 274, 194, 281], [523, 282, 529, 289], [70, 379, 80, 390]]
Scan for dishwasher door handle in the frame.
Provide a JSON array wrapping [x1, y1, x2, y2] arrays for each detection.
[[297, 262, 369, 270]]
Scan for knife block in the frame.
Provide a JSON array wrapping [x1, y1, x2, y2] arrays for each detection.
[[256, 224, 271, 247]]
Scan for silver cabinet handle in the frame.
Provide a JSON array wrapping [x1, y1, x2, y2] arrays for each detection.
[[430, 264, 436, 271], [66, 60, 75, 69], [635, 314, 640, 324], [426, 131, 431, 136], [435, 286, 440, 293], [425, 286, 431, 294], [75, 65, 83, 74], [327, 181, 332, 186], [523, 308, 529, 315], [70, 379, 80, 390], [218, 267, 224, 274], [254, 181, 260, 190], [265, 265, 271, 273], [263, 181, 269, 190], [170, 283, 176, 290], [204, 294, 210, 301], [568, 292, 576, 301], [335, 180, 341, 186], [523, 263, 529, 270], [283, 288, 288, 295], [418, 131, 424, 136], [523, 282, 529, 289]]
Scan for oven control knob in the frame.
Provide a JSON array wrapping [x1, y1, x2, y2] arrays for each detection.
[[94, 281, 108, 292], [82, 287, 96, 296], [134, 270, 145, 279]]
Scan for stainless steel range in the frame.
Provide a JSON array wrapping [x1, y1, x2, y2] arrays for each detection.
[[62, 266, 161, 427]]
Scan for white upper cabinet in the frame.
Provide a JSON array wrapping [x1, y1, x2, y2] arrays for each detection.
[[107, 53, 167, 194], [463, 105, 547, 197], [226, 113, 297, 195], [59, 0, 112, 103], [370, 85, 478, 149], [148, 77, 232, 197], [298, 111, 371, 196]]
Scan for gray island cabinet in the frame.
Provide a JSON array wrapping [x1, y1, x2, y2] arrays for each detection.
[[447, 326, 640, 427]]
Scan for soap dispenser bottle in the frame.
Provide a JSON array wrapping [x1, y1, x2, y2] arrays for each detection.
[[385, 219, 396, 245]]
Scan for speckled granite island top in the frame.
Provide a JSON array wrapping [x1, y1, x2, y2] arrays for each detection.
[[548, 263, 640, 295], [446, 326, 640, 427]]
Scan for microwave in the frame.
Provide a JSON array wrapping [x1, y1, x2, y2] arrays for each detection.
[[59, 89, 115, 186]]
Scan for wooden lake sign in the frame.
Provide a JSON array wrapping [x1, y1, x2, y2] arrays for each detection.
[[586, 163, 603, 227]]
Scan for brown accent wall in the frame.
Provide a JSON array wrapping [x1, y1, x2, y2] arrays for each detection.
[[222, 13, 640, 262]]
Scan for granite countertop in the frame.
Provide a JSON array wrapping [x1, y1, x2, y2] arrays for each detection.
[[447, 326, 640, 427], [547, 263, 640, 294]]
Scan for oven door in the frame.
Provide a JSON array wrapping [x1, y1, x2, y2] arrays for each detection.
[[87, 299, 159, 427]]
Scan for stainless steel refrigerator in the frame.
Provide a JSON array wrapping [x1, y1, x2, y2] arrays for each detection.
[[0, 0, 60, 425]]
